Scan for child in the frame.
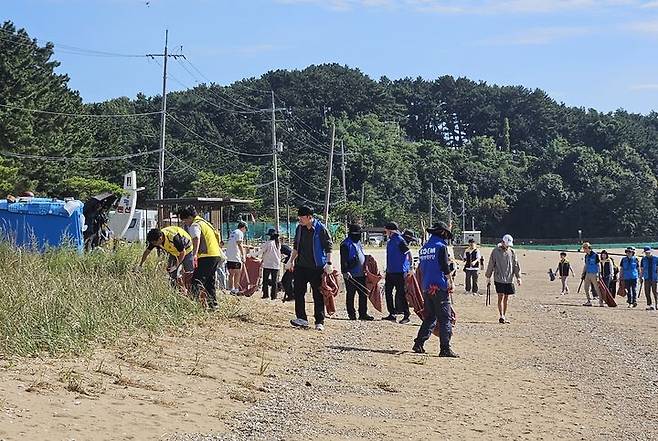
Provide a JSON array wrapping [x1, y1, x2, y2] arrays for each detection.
[[556, 252, 575, 295]]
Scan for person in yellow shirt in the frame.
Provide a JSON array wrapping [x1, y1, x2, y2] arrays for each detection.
[[178, 206, 224, 310], [139, 226, 194, 294]]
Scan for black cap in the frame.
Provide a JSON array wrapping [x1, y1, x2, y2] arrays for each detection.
[[237, 221, 248, 231], [267, 228, 279, 237], [468, 238, 475, 244], [348, 224, 362, 234], [146, 228, 162, 243], [297, 206, 314, 217], [384, 222, 399, 231], [426, 221, 453, 239]]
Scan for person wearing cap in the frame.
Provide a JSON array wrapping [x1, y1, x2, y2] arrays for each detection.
[[412, 221, 457, 357], [556, 252, 575, 295], [260, 228, 282, 300], [226, 221, 249, 294], [580, 242, 602, 307], [462, 238, 481, 295], [340, 224, 374, 321], [139, 226, 194, 294], [599, 250, 618, 298], [383, 221, 412, 324], [620, 246, 640, 308], [640, 246, 658, 310], [287, 206, 333, 331], [485, 234, 522, 323], [178, 206, 224, 309], [402, 229, 419, 270]]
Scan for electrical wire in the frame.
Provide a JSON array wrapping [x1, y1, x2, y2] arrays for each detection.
[[0, 149, 160, 162], [0, 103, 162, 118], [166, 113, 274, 157]]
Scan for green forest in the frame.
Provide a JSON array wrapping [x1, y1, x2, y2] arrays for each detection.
[[2, 21, 658, 239]]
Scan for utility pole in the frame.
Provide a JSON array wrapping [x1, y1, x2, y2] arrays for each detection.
[[323, 122, 336, 223], [286, 186, 291, 241], [429, 182, 434, 226], [271, 91, 280, 232], [447, 184, 452, 230], [471, 216, 475, 231], [361, 182, 365, 206], [461, 199, 466, 233], [147, 30, 184, 226], [341, 140, 347, 202]]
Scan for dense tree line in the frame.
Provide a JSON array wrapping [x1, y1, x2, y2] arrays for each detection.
[[2, 21, 657, 238]]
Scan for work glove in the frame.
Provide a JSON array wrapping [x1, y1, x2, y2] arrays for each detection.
[[193, 255, 198, 269], [324, 263, 333, 274], [343, 272, 353, 280], [581, 274, 586, 281]]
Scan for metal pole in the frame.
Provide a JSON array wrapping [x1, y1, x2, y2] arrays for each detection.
[[341, 140, 347, 202], [323, 123, 336, 223], [429, 182, 433, 226], [286, 185, 291, 241], [157, 30, 169, 225], [471, 216, 475, 231], [271, 91, 280, 232], [462, 199, 466, 232], [447, 184, 452, 230]]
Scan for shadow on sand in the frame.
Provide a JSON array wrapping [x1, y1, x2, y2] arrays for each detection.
[[327, 345, 408, 355]]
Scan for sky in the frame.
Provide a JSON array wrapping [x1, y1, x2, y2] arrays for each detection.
[[4, 0, 658, 113]]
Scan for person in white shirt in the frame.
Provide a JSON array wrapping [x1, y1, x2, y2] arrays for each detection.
[[260, 229, 282, 300], [226, 221, 248, 293]]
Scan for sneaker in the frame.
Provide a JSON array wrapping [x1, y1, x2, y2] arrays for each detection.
[[646, 305, 655, 311], [348, 315, 357, 321], [628, 304, 632, 308], [412, 343, 425, 354], [439, 349, 459, 358], [359, 315, 375, 321], [261, 294, 269, 299], [315, 323, 325, 332], [230, 288, 239, 295], [464, 291, 471, 295], [290, 318, 309, 328], [499, 317, 505, 324], [382, 314, 397, 321], [583, 302, 592, 307], [633, 303, 638, 308], [399, 317, 411, 325]]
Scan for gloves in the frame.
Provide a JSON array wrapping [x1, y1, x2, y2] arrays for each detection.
[[581, 274, 586, 281], [284, 260, 294, 271], [324, 263, 333, 274], [193, 255, 198, 269], [343, 272, 353, 280]]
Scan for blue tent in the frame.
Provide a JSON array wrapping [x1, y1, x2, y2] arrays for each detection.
[[0, 197, 85, 252]]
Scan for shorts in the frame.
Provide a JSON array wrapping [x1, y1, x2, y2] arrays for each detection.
[[168, 253, 194, 278], [494, 282, 515, 295], [226, 261, 242, 270]]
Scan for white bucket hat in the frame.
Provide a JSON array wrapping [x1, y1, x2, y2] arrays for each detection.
[[502, 234, 514, 247]]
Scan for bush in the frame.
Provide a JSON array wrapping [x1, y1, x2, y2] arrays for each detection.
[[0, 243, 202, 356]]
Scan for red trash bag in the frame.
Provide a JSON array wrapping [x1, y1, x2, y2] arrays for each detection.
[[363, 255, 384, 312], [238, 257, 263, 297], [321, 270, 340, 316]]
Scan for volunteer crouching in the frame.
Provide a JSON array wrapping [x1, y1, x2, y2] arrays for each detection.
[[287, 206, 333, 331], [412, 222, 458, 358], [139, 226, 194, 294]]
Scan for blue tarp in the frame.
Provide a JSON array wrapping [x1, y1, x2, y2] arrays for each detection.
[[0, 198, 85, 251]]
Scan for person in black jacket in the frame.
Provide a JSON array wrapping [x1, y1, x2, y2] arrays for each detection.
[[340, 224, 374, 321]]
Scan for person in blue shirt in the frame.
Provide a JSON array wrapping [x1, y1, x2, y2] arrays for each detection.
[[640, 246, 658, 310], [383, 222, 412, 324], [580, 242, 602, 307], [620, 246, 640, 308], [340, 224, 374, 321], [412, 222, 457, 358]]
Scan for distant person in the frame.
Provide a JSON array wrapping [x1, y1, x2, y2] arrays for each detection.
[[226, 221, 248, 294], [139, 226, 194, 294], [640, 246, 658, 310], [402, 229, 419, 269], [462, 239, 481, 295], [619, 247, 639, 308], [412, 222, 457, 357], [340, 224, 374, 321], [599, 250, 617, 297], [286, 206, 333, 331], [280, 243, 294, 302], [556, 251, 575, 295], [260, 229, 282, 300], [178, 206, 223, 310], [383, 222, 411, 324], [485, 234, 522, 324], [580, 242, 601, 307]]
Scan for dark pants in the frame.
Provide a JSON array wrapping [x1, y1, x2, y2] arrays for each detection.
[[625, 279, 638, 305], [385, 272, 409, 317], [294, 266, 325, 325], [262, 268, 279, 299], [345, 275, 368, 319], [281, 270, 294, 301], [465, 271, 479, 293], [414, 289, 452, 351], [192, 256, 220, 308], [644, 280, 657, 306]]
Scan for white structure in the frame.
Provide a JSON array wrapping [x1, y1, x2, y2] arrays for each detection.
[[457, 230, 482, 245], [123, 209, 158, 242]]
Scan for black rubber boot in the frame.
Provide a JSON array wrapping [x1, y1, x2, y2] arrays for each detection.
[[439, 348, 459, 358]]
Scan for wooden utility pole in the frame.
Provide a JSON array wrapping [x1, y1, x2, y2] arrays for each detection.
[[323, 123, 336, 223], [341, 140, 347, 202], [429, 182, 434, 226], [271, 91, 280, 231]]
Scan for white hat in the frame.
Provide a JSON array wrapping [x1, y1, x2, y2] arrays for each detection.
[[502, 234, 514, 247]]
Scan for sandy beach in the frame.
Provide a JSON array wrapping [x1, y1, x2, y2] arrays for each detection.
[[1, 248, 657, 441]]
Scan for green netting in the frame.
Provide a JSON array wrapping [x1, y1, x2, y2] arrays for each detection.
[[494, 242, 657, 252]]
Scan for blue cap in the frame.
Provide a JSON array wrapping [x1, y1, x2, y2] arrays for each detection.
[[644, 246, 652, 252]]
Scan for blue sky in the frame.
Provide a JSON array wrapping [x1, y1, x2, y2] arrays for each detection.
[[4, 0, 658, 113]]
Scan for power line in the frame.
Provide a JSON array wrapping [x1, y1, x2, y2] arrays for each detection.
[[0, 103, 162, 118], [166, 113, 274, 158], [0, 149, 160, 162]]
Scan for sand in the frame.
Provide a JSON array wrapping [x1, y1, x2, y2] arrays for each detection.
[[1, 248, 657, 441]]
